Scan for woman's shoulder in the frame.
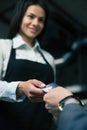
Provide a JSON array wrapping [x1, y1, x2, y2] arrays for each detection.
[[0, 39, 12, 49], [0, 38, 12, 45], [0, 39, 12, 55]]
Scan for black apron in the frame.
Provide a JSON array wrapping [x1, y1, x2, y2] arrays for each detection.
[[0, 46, 56, 130]]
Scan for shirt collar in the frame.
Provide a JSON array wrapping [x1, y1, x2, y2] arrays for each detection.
[[12, 34, 41, 51]]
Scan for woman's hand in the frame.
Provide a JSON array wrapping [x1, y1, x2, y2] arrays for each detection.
[[16, 79, 45, 103]]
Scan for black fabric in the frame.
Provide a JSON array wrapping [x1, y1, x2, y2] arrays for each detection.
[[0, 47, 56, 130]]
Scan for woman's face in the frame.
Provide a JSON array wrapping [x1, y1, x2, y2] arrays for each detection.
[[19, 5, 46, 43]]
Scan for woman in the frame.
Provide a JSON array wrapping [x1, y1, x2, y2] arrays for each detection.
[[0, 0, 56, 130]]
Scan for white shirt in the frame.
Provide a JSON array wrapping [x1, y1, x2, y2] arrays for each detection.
[[0, 34, 56, 102]]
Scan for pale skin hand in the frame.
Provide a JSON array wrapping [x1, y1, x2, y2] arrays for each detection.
[[43, 86, 73, 117], [16, 79, 45, 103]]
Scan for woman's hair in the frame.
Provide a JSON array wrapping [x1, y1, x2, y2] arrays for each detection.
[[7, 0, 48, 39]]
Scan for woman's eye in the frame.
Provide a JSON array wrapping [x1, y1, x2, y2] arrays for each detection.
[[26, 14, 45, 24], [39, 18, 45, 23], [27, 15, 34, 19]]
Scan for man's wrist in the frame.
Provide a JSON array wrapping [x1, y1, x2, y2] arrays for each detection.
[[64, 98, 79, 105], [57, 95, 84, 111]]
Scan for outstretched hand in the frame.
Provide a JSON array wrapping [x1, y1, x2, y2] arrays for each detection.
[[16, 79, 46, 103]]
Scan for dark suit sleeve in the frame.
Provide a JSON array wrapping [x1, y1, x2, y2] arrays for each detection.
[[58, 103, 87, 130]]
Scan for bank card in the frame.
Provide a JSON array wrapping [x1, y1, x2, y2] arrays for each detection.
[[42, 82, 58, 93]]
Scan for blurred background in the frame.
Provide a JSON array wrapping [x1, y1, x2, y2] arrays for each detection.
[[0, 0, 87, 102]]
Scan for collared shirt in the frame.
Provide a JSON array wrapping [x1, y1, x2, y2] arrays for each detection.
[[13, 34, 46, 64], [0, 34, 55, 102]]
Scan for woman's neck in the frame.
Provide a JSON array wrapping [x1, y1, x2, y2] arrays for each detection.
[[19, 33, 35, 47]]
